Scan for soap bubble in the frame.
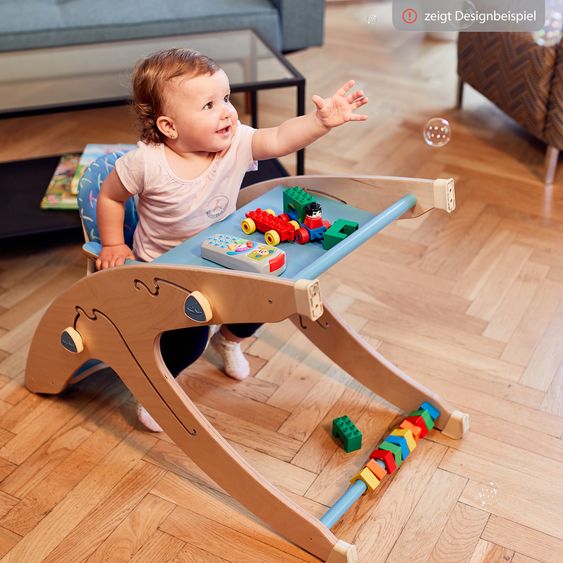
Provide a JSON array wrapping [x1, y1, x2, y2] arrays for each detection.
[[477, 481, 498, 507], [367, 14, 377, 25], [423, 117, 451, 147], [453, 0, 477, 31], [533, 3, 563, 47]]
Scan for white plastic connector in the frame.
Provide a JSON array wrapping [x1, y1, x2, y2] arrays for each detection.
[[294, 279, 324, 321], [441, 410, 470, 439], [433, 178, 456, 213], [326, 540, 358, 563]]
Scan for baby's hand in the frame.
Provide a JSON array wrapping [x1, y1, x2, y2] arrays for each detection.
[[96, 244, 135, 270], [312, 80, 368, 129]]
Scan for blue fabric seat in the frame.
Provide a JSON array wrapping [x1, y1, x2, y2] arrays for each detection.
[[77, 151, 138, 261]]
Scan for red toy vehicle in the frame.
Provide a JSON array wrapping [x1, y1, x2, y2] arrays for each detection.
[[241, 208, 300, 245]]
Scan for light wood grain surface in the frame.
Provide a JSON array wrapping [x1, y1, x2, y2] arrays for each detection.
[[1, 1, 562, 561]]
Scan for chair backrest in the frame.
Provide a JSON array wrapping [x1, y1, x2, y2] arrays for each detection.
[[77, 151, 138, 247]]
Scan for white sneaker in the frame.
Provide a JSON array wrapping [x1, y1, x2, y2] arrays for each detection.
[[210, 331, 250, 380], [136, 403, 163, 432]]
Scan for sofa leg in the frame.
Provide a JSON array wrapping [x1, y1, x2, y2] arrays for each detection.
[[456, 78, 464, 109], [545, 145, 560, 185]]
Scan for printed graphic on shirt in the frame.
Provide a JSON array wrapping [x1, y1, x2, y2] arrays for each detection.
[[205, 195, 229, 219]]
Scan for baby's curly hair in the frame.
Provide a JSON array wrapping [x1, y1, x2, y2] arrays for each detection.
[[132, 48, 220, 144]]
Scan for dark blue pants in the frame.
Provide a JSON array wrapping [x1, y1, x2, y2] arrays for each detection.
[[160, 323, 261, 377]]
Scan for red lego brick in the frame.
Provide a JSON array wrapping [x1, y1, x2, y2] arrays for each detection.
[[246, 209, 295, 242]]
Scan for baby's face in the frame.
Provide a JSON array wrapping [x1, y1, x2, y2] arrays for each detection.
[[164, 69, 238, 153]]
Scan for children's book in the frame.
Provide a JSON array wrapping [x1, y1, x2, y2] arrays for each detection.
[[40, 153, 82, 210], [69, 143, 137, 195]]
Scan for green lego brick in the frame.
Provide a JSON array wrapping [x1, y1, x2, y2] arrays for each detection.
[[283, 187, 315, 223], [322, 219, 359, 250], [379, 440, 403, 467], [332, 415, 362, 452], [408, 408, 435, 432]]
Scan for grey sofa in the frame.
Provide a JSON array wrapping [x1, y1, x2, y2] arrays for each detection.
[[0, 0, 324, 53]]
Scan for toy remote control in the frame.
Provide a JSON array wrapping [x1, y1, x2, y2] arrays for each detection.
[[201, 234, 286, 276]]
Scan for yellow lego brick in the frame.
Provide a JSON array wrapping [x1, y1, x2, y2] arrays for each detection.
[[350, 467, 381, 493], [391, 428, 416, 452]]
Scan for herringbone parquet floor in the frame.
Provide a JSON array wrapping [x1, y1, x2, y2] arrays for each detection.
[[1, 2, 563, 561]]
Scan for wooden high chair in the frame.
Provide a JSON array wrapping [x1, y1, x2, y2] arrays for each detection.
[[25, 157, 468, 562]]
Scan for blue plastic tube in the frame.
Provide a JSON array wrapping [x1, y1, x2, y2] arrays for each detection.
[[298, 194, 417, 280], [320, 459, 387, 529], [320, 479, 367, 528]]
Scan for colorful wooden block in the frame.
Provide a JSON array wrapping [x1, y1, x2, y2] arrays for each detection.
[[385, 435, 410, 460], [369, 448, 397, 474], [350, 466, 380, 493], [379, 440, 402, 467], [391, 428, 416, 452], [420, 401, 440, 420], [332, 415, 362, 452], [399, 419, 422, 441], [366, 458, 387, 480], [404, 415, 430, 438], [409, 408, 435, 432]]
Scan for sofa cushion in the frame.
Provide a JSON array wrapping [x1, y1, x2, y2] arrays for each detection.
[[0, 0, 282, 52]]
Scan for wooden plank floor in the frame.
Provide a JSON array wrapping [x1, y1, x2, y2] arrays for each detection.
[[1, 2, 563, 561]]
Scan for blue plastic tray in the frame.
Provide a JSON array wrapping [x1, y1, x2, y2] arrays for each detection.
[[154, 185, 377, 279]]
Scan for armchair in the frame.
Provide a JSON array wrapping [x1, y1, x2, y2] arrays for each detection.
[[457, 32, 563, 184]]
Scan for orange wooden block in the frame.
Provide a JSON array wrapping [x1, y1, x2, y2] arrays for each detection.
[[400, 419, 422, 441], [366, 458, 387, 480]]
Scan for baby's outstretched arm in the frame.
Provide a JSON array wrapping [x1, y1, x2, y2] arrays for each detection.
[[252, 80, 368, 161], [96, 169, 136, 270]]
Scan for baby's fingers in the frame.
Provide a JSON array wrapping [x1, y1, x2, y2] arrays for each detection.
[[336, 79, 356, 97], [351, 95, 368, 109], [346, 90, 365, 104], [349, 113, 368, 121], [312, 94, 325, 110]]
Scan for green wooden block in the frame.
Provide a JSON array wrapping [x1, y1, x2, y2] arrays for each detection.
[[409, 408, 435, 432], [332, 415, 362, 452], [379, 440, 403, 467]]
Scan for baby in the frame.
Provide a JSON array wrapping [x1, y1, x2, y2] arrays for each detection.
[[96, 48, 368, 431]]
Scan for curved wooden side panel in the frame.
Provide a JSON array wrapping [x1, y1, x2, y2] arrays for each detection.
[[26, 263, 320, 394], [25, 264, 344, 560], [291, 303, 469, 438], [72, 309, 339, 560]]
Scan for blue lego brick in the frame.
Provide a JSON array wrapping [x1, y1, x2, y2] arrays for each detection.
[[420, 401, 440, 420], [385, 435, 410, 460]]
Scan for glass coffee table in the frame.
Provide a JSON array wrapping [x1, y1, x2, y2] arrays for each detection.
[[0, 28, 306, 173], [0, 29, 305, 239]]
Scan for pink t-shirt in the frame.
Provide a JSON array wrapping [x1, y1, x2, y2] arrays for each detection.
[[115, 121, 257, 261]]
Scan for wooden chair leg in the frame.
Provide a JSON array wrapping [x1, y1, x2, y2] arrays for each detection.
[[545, 145, 560, 185], [291, 304, 469, 439], [456, 77, 464, 109]]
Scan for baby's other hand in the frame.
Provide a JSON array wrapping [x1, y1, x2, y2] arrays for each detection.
[[312, 80, 368, 129], [96, 244, 135, 270]]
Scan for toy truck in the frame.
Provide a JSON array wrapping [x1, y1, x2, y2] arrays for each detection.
[[241, 187, 359, 248], [241, 208, 300, 246]]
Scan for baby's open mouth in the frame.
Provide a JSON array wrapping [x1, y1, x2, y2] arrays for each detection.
[[217, 125, 231, 134]]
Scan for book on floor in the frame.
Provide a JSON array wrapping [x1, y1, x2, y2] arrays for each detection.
[[39, 153, 82, 210]]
